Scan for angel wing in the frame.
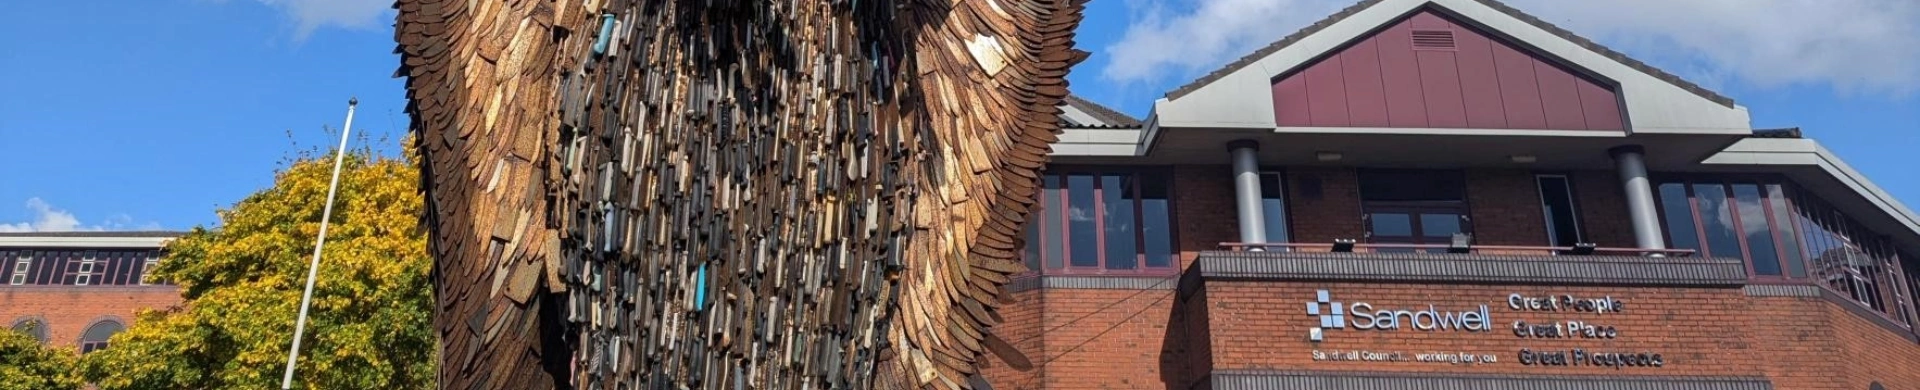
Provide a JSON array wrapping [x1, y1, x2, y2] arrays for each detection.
[[877, 0, 1090, 387], [393, 0, 1087, 388], [394, 0, 582, 388]]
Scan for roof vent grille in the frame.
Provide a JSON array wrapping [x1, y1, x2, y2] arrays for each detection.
[[1411, 29, 1456, 50]]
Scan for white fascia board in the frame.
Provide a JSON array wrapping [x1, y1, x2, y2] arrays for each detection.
[[0, 236, 176, 249], [1703, 138, 1920, 234], [1155, 0, 1752, 134], [1052, 127, 1148, 157], [1273, 126, 1627, 138]]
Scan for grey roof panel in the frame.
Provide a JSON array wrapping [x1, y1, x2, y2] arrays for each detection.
[[1060, 95, 1142, 127]]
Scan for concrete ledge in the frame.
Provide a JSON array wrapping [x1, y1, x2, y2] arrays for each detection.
[[1195, 251, 1749, 286], [1210, 370, 1773, 390], [1818, 288, 1920, 344], [1004, 275, 1179, 293]]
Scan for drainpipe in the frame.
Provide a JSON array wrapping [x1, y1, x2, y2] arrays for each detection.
[[1610, 145, 1667, 255], [1230, 140, 1268, 251]]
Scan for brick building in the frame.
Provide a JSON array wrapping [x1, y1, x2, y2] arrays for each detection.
[[0, 231, 182, 354], [985, 0, 1920, 389]]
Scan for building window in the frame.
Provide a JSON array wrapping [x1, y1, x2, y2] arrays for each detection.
[[10, 317, 49, 343], [1536, 175, 1584, 248], [73, 250, 98, 286], [140, 252, 162, 286], [1022, 169, 1176, 275], [0, 249, 165, 286], [10, 251, 32, 285], [79, 320, 125, 354], [1656, 180, 1804, 278], [1657, 177, 1911, 322], [1358, 169, 1470, 252], [1260, 172, 1292, 245]]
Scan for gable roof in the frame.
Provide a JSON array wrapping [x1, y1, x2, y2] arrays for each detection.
[[1060, 95, 1143, 128], [1163, 0, 1734, 109]]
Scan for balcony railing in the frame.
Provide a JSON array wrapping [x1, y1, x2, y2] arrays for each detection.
[[1217, 241, 1698, 257]]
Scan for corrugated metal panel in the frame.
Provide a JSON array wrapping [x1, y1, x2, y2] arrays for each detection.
[[1209, 370, 1773, 390], [1005, 275, 1180, 292], [1195, 251, 1749, 286], [1742, 284, 1822, 297], [1043, 276, 1178, 290]]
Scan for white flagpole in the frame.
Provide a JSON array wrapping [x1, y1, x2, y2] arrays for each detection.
[[282, 97, 357, 389]]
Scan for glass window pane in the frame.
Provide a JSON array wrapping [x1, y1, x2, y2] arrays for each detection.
[[1768, 185, 1806, 278], [1694, 184, 1745, 259], [1369, 213, 1413, 237], [1138, 173, 1174, 268], [1043, 176, 1065, 270], [1657, 183, 1701, 253], [1538, 176, 1582, 247], [1420, 214, 1463, 238], [1260, 173, 1290, 244], [1067, 175, 1099, 267], [1102, 175, 1138, 270], [1733, 184, 1781, 276]]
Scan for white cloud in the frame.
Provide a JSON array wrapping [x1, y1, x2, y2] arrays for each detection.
[[249, 0, 394, 39], [1102, 0, 1920, 97], [0, 198, 163, 233], [1101, 0, 1350, 86]]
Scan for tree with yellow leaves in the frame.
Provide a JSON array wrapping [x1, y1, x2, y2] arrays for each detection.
[[0, 323, 83, 390], [78, 144, 435, 389]]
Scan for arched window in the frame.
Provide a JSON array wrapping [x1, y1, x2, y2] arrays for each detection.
[[79, 320, 124, 354], [9, 317, 49, 343]]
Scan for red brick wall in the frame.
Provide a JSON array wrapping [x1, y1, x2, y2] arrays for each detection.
[[1286, 167, 1363, 245], [981, 288, 1044, 389], [1465, 169, 1550, 246], [1161, 166, 1637, 251], [1736, 295, 1846, 390], [1570, 170, 1636, 248], [1036, 288, 1178, 390], [1199, 281, 1920, 389], [0, 285, 181, 351], [1829, 303, 1920, 390], [1174, 165, 1237, 267]]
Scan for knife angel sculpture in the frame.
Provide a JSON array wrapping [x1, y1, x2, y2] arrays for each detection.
[[393, 0, 1087, 388]]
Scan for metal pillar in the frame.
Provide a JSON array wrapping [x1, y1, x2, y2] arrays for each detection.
[[1610, 145, 1667, 253], [1230, 140, 1268, 251]]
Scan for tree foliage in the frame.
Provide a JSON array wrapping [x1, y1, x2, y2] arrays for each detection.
[[79, 146, 435, 389], [0, 325, 83, 390]]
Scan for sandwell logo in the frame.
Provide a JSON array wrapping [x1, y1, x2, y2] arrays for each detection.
[[1304, 290, 1494, 342], [1306, 290, 1344, 341]]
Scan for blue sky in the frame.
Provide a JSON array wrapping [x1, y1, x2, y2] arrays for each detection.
[[0, 0, 1915, 232]]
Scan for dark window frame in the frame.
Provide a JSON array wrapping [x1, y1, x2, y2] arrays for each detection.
[[1022, 166, 1180, 277], [1656, 173, 1917, 327], [1652, 175, 1804, 282], [1358, 169, 1473, 249], [1534, 173, 1586, 248], [1258, 169, 1295, 246], [78, 319, 124, 354]]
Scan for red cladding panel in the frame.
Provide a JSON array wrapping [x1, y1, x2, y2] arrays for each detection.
[[1376, 23, 1429, 127], [1341, 39, 1391, 127], [1303, 56, 1351, 127], [1270, 10, 1624, 131]]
